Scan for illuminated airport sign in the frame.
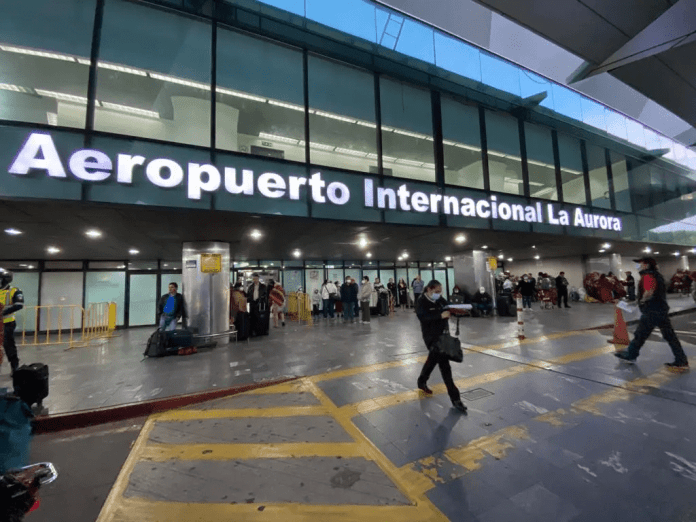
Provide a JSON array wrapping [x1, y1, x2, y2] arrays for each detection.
[[6, 130, 621, 232]]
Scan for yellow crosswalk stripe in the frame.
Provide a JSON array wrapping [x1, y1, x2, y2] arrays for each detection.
[[151, 405, 329, 422], [139, 442, 366, 460]]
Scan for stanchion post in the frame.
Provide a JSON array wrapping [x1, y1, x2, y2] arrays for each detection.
[[516, 296, 525, 340]]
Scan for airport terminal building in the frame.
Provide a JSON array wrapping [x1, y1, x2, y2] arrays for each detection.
[[1, 0, 695, 328]]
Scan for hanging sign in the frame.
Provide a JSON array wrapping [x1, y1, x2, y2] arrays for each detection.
[[200, 254, 222, 273]]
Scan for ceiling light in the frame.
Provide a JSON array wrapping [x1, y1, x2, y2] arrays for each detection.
[[402, 253, 409, 259], [46, 246, 61, 254], [129, 249, 140, 255], [507, 258, 513, 262], [293, 250, 302, 258], [481, 245, 488, 249], [673, 251, 681, 256], [249, 230, 263, 240], [602, 243, 611, 249], [163, 264, 169, 267], [216, 86, 267, 102], [97, 61, 147, 76], [643, 246, 652, 253], [532, 245, 536, 249], [100, 101, 159, 119], [654, 252, 660, 255], [0, 44, 76, 62], [534, 255, 540, 260], [398, 256, 404, 261], [335, 147, 367, 157], [691, 248, 696, 254], [27, 265, 34, 269], [35, 89, 88, 105], [313, 110, 356, 123], [366, 252, 372, 258], [357, 236, 369, 249], [149, 72, 210, 90], [454, 234, 466, 244], [445, 256, 452, 262], [46, 112, 58, 125], [356, 120, 377, 128], [497, 254, 504, 259], [599, 249, 605, 253], [85, 229, 102, 238], [259, 132, 299, 145], [395, 158, 425, 167], [267, 99, 304, 112], [5, 228, 22, 235]]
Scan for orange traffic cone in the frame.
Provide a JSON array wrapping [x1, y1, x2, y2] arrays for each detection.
[[608, 306, 630, 348]]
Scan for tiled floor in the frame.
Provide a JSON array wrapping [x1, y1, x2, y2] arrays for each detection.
[[1, 294, 693, 415]]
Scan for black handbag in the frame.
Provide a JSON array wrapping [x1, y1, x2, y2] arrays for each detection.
[[436, 331, 463, 363]]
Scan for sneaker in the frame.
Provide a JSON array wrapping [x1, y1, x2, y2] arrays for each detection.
[[664, 361, 689, 371], [614, 351, 637, 363], [452, 400, 468, 413], [417, 382, 433, 395]]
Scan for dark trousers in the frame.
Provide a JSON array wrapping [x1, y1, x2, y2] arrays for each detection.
[[3, 321, 19, 371], [557, 289, 569, 308], [322, 298, 335, 318], [418, 346, 460, 402], [627, 310, 688, 364], [414, 293, 421, 310], [627, 286, 636, 301], [522, 295, 532, 308], [360, 301, 370, 322]]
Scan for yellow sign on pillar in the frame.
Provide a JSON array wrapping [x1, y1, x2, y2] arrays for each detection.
[[487, 257, 498, 271], [200, 253, 222, 273]]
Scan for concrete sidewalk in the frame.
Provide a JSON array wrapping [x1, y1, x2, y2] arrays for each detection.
[[1, 294, 693, 416], [96, 328, 696, 522]]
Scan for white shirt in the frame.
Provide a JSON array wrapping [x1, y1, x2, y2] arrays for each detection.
[[321, 282, 337, 299]]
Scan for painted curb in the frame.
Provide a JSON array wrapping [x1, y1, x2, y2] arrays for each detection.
[[32, 376, 299, 434]]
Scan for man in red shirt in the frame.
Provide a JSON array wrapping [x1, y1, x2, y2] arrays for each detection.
[[615, 257, 689, 370]]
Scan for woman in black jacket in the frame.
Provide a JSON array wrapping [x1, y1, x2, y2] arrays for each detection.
[[416, 280, 467, 413], [398, 278, 408, 310]]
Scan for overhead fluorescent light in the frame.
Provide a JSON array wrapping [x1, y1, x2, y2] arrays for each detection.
[[259, 132, 299, 145], [0, 44, 76, 62], [85, 229, 102, 238], [4, 228, 22, 235], [267, 99, 304, 112], [532, 187, 555, 197], [421, 163, 436, 169], [129, 249, 140, 255], [35, 89, 88, 104], [314, 110, 356, 123], [356, 120, 377, 128], [527, 159, 548, 167], [393, 129, 430, 140], [443, 140, 458, 147], [76, 58, 91, 66], [381, 126, 395, 132], [309, 142, 335, 151], [454, 234, 466, 244], [149, 72, 210, 90], [561, 167, 582, 175], [366, 153, 379, 160], [216, 87, 266, 103], [528, 181, 544, 187], [335, 147, 367, 157], [382, 156, 398, 163], [100, 101, 159, 119], [454, 143, 481, 151], [0, 83, 29, 93], [98, 61, 147, 76], [488, 150, 506, 158], [503, 178, 524, 184], [395, 159, 424, 167]]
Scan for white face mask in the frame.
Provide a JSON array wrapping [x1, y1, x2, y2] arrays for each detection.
[[479, 287, 485, 293], [431, 292, 441, 300]]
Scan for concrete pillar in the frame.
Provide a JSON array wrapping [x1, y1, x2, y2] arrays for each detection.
[[680, 256, 689, 270], [610, 253, 623, 278], [453, 250, 495, 297], [182, 242, 231, 343]]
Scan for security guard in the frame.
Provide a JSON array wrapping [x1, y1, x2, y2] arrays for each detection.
[[0, 269, 24, 374]]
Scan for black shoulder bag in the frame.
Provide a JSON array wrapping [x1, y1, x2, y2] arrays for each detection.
[[436, 325, 463, 363]]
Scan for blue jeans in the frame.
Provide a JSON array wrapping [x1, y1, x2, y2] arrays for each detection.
[[159, 315, 177, 331], [322, 298, 335, 318], [522, 295, 532, 308], [476, 303, 492, 315], [343, 302, 355, 321]]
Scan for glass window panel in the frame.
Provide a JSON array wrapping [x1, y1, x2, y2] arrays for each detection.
[[96, 0, 211, 146], [550, 84, 583, 122], [0, 0, 95, 127], [628, 159, 653, 216], [586, 144, 611, 210], [128, 261, 158, 271], [433, 33, 481, 83], [327, 268, 344, 285], [86, 271, 126, 326], [89, 261, 126, 269], [160, 275, 182, 298], [581, 97, 607, 132], [307, 0, 379, 44], [625, 119, 646, 149], [308, 55, 376, 172], [284, 269, 303, 292], [524, 122, 557, 201], [485, 110, 523, 196], [396, 269, 408, 286], [0, 262, 38, 270], [433, 269, 447, 295], [650, 166, 667, 213], [344, 269, 360, 285], [12, 272, 39, 334], [256, 0, 305, 16], [161, 261, 182, 270], [45, 261, 82, 269], [557, 133, 586, 205], [479, 53, 521, 96], [420, 269, 433, 283], [442, 96, 483, 189], [605, 109, 628, 141], [447, 268, 455, 296], [379, 269, 395, 285], [643, 128, 667, 151], [394, 19, 435, 64], [609, 152, 631, 213], [216, 27, 304, 161], [380, 78, 435, 182], [40, 272, 83, 330], [519, 71, 553, 109], [305, 268, 323, 300], [129, 274, 156, 326]]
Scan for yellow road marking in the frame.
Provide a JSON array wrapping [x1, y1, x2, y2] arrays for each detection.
[[247, 379, 313, 394], [96, 419, 156, 522], [342, 344, 616, 417], [151, 405, 329, 422], [399, 367, 684, 496], [109, 498, 441, 522], [139, 442, 365, 461]]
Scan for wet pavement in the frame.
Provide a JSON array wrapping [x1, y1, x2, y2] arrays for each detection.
[[1, 294, 694, 416], [95, 324, 696, 522]]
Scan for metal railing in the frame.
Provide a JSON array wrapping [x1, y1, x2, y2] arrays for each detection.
[[286, 292, 313, 325], [18, 302, 117, 348]]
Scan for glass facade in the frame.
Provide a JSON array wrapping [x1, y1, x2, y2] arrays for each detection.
[[442, 96, 483, 189], [486, 111, 523, 196], [557, 134, 587, 205], [86, 271, 126, 326], [524, 122, 557, 201], [587, 144, 611, 210]]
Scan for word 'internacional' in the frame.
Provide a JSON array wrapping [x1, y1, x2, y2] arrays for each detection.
[[7, 132, 622, 231]]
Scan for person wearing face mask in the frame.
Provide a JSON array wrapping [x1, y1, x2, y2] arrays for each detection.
[[416, 280, 467, 413], [471, 286, 493, 316], [517, 275, 535, 310], [341, 277, 358, 323], [358, 276, 373, 323]]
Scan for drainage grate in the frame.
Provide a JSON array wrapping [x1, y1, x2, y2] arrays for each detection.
[[461, 388, 494, 401]]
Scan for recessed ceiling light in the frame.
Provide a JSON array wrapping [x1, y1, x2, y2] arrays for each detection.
[[497, 254, 504, 259], [532, 245, 536, 249], [85, 229, 102, 238], [673, 251, 681, 256], [163, 263, 169, 267], [602, 243, 611, 249], [534, 255, 540, 260], [445, 256, 452, 262], [4, 228, 22, 235], [19, 264, 27, 267], [454, 234, 466, 244], [599, 249, 606, 253], [249, 229, 263, 240], [507, 258, 513, 262], [481, 245, 488, 249], [398, 256, 404, 261], [293, 249, 302, 258], [129, 249, 140, 255], [27, 265, 34, 269], [366, 252, 372, 258], [402, 253, 409, 259], [357, 236, 369, 249], [654, 252, 660, 255], [643, 246, 652, 253], [46, 246, 61, 254]]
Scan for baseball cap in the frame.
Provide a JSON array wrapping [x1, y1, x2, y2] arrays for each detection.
[[632, 257, 657, 268]]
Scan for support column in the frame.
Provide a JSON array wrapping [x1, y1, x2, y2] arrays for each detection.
[[182, 242, 231, 344], [680, 256, 690, 271], [610, 253, 623, 278], [453, 251, 495, 297]]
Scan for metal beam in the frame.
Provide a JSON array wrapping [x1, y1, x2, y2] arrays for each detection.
[[568, 0, 696, 83]]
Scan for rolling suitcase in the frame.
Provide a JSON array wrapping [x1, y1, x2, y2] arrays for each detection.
[[235, 312, 250, 341], [12, 363, 49, 407], [165, 329, 194, 348]]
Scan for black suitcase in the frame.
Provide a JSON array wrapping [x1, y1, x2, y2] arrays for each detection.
[[12, 363, 49, 407], [496, 296, 514, 317], [256, 311, 270, 336], [165, 329, 194, 348], [235, 312, 250, 341]]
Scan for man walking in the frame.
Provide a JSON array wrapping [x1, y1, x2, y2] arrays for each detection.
[[615, 257, 689, 370], [555, 271, 570, 309]]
